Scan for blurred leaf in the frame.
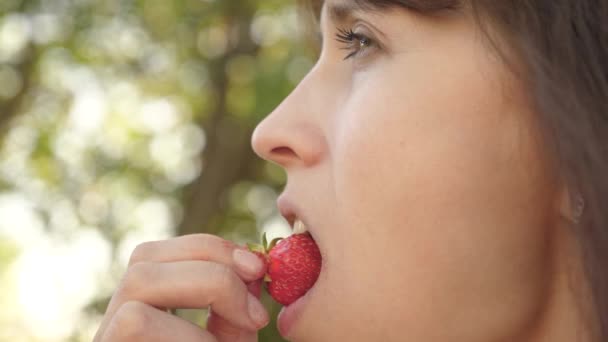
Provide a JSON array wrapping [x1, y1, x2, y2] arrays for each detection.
[[0, 0, 314, 340], [0, 238, 18, 275]]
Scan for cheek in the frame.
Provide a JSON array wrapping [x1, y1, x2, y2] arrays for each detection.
[[329, 57, 557, 338]]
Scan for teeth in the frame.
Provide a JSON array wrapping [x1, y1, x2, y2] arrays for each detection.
[[293, 219, 308, 234]]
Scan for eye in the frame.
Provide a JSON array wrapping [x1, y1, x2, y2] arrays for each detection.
[[335, 27, 374, 60]]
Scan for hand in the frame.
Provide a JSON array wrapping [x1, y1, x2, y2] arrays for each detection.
[[93, 234, 269, 342]]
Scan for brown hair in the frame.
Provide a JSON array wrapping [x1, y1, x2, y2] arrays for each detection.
[[301, 0, 608, 339]]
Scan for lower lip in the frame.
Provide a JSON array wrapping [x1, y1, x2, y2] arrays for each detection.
[[276, 286, 314, 338]]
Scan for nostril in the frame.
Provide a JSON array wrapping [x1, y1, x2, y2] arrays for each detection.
[[271, 147, 293, 156]]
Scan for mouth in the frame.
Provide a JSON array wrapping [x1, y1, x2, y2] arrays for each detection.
[[277, 194, 322, 256], [275, 193, 324, 338], [277, 277, 318, 338], [276, 194, 326, 267], [277, 194, 313, 236]]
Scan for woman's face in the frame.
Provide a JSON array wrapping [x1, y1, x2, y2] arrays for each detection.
[[252, 1, 561, 341]]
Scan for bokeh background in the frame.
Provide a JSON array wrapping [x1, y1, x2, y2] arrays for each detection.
[[0, 0, 317, 341]]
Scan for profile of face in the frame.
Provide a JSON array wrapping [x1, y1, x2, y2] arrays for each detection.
[[251, 1, 569, 341]]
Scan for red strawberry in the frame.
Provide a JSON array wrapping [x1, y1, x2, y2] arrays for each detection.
[[248, 232, 321, 305]]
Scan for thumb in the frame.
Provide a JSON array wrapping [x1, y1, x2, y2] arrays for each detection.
[[207, 279, 265, 342]]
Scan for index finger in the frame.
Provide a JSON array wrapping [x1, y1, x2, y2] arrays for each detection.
[[128, 234, 266, 281]]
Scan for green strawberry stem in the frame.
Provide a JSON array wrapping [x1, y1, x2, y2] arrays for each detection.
[[248, 232, 284, 253], [268, 237, 283, 251], [246, 232, 286, 283], [246, 242, 265, 254], [262, 232, 268, 250]]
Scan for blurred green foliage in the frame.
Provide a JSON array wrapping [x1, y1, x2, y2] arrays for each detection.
[[0, 0, 316, 341]]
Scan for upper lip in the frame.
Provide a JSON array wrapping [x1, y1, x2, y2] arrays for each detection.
[[277, 193, 323, 261], [277, 193, 303, 231]]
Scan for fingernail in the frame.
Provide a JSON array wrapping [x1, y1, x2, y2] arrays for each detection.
[[247, 293, 269, 328], [233, 249, 263, 276]]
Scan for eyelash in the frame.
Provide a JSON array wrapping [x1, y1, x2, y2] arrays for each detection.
[[335, 28, 374, 60]]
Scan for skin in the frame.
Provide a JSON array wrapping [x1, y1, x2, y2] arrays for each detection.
[[94, 0, 595, 341], [252, 0, 592, 341]]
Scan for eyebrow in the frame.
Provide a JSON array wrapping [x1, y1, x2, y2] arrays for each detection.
[[326, 0, 381, 22], [319, 0, 462, 44], [326, 2, 367, 22], [325, 0, 462, 22]]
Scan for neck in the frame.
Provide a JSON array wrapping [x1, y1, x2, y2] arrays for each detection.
[[526, 220, 598, 342]]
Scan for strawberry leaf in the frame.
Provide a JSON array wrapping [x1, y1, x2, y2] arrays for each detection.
[[246, 242, 265, 254], [268, 237, 283, 251], [262, 232, 268, 252]]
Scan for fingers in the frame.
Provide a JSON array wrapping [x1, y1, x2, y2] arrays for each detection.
[[207, 311, 258, 342], [94, 234, 269, 342], [206, 279, 264, 342], [101, 301, 218, 342], [108, 261, 269, 331], [128, 234, 266, 281], [246, 279, 263, 298]]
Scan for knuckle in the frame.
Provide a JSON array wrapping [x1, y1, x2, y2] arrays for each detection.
[[128, 241, 156, 266], [209, 262, 238, 295], [120, 262, 154, 297], [191, 233, 222, 251], [110, 301, 150, 339], [206, 313, 242, 339], [189, 234, 211, 253]]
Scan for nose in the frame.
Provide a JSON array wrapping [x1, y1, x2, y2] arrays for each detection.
[[251, 76, 326, 169]]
